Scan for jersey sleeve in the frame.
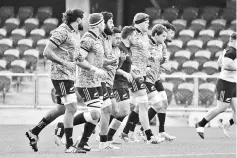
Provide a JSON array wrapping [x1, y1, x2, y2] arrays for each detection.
[[224, 47, 236, 60], [49, 29, 67, 47], [80, 36, 94, 52]]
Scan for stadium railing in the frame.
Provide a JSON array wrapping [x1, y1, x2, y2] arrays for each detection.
[[0, 72, 232, 113]]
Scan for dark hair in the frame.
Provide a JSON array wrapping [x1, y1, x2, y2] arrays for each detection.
[[113, 27, 121, 34], [101, 11, 113, 24], [162, 22, 176, 32], [121, 26, 136, 39], [230, 32, 236, 40], [62, 9, 84, 24], [151, 24, 168, 37]]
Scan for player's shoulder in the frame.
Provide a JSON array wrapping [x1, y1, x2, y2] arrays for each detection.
[[224, 46, 236, 60], [81, 31, 99, 41]]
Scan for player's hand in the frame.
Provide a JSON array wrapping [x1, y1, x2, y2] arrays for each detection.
[[131, 65, 140, 75], [64, 62, 75, 70], [146, 67, 156, 82], [123, 72, 133, 83], [104, 59, 118, 67], [90, 66, 107, 78], [104, 65, 114, 71], [76, 53, 85, 62]]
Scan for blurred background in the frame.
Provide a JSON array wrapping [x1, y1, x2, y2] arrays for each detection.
[[0, 0, 235, 126]]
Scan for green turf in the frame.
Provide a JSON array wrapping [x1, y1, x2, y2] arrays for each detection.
[[0, 125, 235, 158]]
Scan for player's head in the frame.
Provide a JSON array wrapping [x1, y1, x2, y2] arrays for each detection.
[[62, 9, 84, 31], [101, 11, 114, 35], [88, 13, 105, 33], [133, 13, 149, 33], [112, 27, 121, 47], [151, 24, 168, 44], [162, 22, 176, 42], [121, 26, 137, 45], [229, 32, 236, 48]]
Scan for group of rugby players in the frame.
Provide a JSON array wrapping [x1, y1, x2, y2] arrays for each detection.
[[25, 8, 236, 153]]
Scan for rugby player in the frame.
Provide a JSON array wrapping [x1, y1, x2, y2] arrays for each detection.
[[196, 32, 236, 139], [25, 9, 85, 153]]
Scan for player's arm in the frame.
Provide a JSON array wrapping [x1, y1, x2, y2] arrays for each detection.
[[222, 49, 237, 71], [43, 30, 71, 66], [116, 69, 133, 82]]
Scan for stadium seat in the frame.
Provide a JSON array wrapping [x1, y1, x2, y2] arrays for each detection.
[[199, 82, 216, 107], [194, 50, 211, 65], [206, 39, 223, 55], [171, 19, 187, 34], [179, 29, 195, 43], [0, 28, 7, 39], [209, 19, 227, 32], [42, 18, 59, 35], [10, 28, 26, 46], [166, 72, 186, 92], [189, 19, 206, 33], [0, 38, 13, 56], [23, 18, 39, 34], [181, 7, 199, 21], [198, 29, 215, 44], [17, 6, 34, 25], [163, 82, 174, 104], [169, 60, 179, 73], [219, 29, 234, 44], [0, 59, 7, 71], [10, 59, 27, 73], [4, 18, 20, 34], [174, 50, 191, 65], [0, 6, 14, 24], [29, 29, 46, 46], [201, 6, 219, 21], [214, 50, 222, 60], [167, 39, 183, 55], [191, 72, 208, 85], [182, 61, 199, 75], [162, 7, 179, 22], [36, 39, 48, 58], [23, 49, 39, 70], [202, 61, 218, 75], [206, 73, 218, 83], [229, 20, 236, 31], [152, 19, 168, 25], [174, 82, 194, 106], [36, 7, 53, 23], [17, 39, 33, 56], [3, 49, 20, 67], [186, 39, 203, 54], [220, 8, 236, 22]]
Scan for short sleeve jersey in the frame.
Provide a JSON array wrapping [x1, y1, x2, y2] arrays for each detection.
[[49, 23, 81, 80], [219, 46, 237, 83], [130, 28, 150, 77], [75, 31, 105, 88], [146, 37, 163, 83]]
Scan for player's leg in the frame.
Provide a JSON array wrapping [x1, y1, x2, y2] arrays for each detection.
[[26, 80, 65, 152], [196, 79, 234, 139]]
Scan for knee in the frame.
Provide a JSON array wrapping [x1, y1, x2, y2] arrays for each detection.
[[56, 105, 66, 115], [65, 104, 77, 114], [102, 104, 112, 114], [90, 109, 101, 120]]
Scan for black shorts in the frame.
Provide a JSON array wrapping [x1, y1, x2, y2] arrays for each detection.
[[130, 77, 146, 92], [216, 79, 236, 103], [113, 88, 130, 102], [75, 87, 101, 108], [155, 80, 165, 92], [101, 82, 114, 100], [51, 80, 75, 97], [144, 82, 157, 94]]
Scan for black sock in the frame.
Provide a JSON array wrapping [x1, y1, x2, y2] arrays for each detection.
[[73, 112, 86, 126], [145, 129, 153, 140], [229, 119, 234, 126], [198, 118, 208, 127], [158, 113, 166, 133], [123, 111, 138, 134], [79, 122, 96, 145], [65, 128, 73, 149], [108, 128, 116, 141], [130, 112, 140, 132], [31, 118, 50, 135], [100, 135, 107, 142], [109, 115, 114, 125], [55, 122, 64, 137], [148, 108, 157, 122]]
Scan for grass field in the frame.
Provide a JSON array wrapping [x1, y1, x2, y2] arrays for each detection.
[[0, 125, 236, 158]]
